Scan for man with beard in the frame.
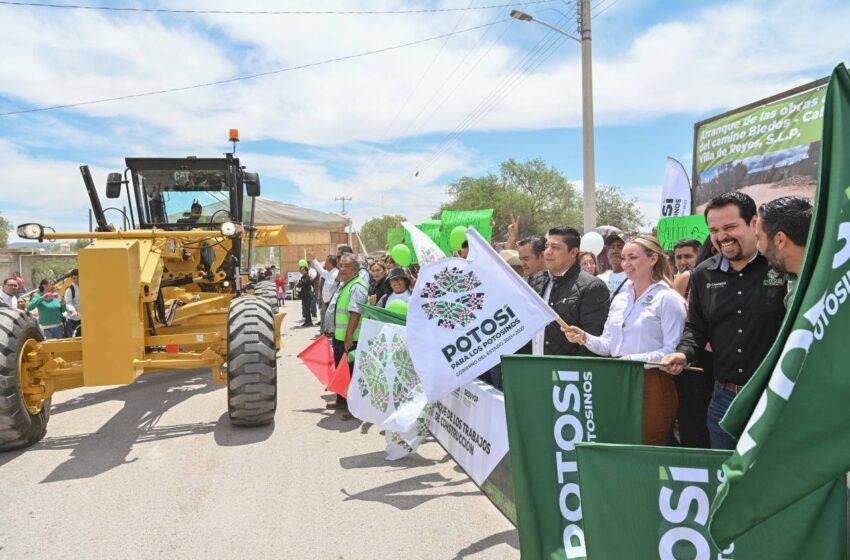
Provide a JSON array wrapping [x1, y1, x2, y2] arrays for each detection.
[[660, 192, 787, 450], [754, 196, 813, 308], [673, 238, 701, 274]]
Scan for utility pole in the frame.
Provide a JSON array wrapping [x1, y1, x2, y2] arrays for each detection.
[[579, 0, 596, 233], [334, 196, 352, 215], [511, 4, 597, 232]]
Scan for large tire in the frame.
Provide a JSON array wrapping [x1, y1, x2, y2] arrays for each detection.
[[226, 297, 277, 426], [254, 280, 280, 314], [0, 309, 49, 451]]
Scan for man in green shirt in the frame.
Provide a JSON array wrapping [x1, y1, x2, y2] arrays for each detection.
[[754, 196, 813, 308]]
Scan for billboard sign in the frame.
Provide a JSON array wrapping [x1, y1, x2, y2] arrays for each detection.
[[693, 79, 827, 211]]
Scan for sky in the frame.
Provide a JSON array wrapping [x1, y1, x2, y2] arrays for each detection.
[[0, 0, 848, 242]]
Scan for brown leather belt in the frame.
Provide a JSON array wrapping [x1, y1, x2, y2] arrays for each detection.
[[723, 382, 744, 394]]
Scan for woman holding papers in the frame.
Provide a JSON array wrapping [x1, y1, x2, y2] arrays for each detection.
[[563, 236, 687, 445]]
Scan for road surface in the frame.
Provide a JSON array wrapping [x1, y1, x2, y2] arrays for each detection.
[[0, 308, 519, 559]]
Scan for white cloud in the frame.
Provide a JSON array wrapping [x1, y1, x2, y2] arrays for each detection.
[[3, 0, 847, 148], [0, 140, 114, 233], [1, 0, 847, 232], [246, 142, 478, 228]]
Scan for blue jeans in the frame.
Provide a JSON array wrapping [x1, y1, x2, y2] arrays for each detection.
[[43, 325, 65, 340], [707, 383, 739, 450]]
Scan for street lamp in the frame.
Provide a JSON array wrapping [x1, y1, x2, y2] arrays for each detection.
[[511, 3, 597, 233]]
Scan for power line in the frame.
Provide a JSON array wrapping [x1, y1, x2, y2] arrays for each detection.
[[399, 0, 520, 138], [363, 0, 479, 201], [375, 0, 477, 146], [0, 0, 556, 15], [415, 10, 575, 174], [414, 0, 614, 174], [592, 0, 620, 18], [0, 19, 510, 117], [418, 31, 569, 174], [407, 0, 566, 140]]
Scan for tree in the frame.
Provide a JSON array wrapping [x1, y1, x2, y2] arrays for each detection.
[[73, 239, 92, 251], [359, 214, 407, 252], [0, 211, 10, 249], [437, 158, 582, 241], [595, 185, 645, 232], [30, 258, 76, 287]]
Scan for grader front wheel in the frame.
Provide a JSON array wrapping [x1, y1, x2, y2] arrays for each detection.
[[0, 309, 50, 451], [226, 297, 277, 426]]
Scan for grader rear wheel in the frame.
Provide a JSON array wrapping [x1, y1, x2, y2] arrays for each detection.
[[226, 297, 277, 426], [254, 280, 280, 314], [0, 309, 50, 451]]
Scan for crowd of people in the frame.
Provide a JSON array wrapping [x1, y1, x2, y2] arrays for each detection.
[[1, 269, 83, 339], [515, 191, 811, 450], [302, 192, 812, 449]]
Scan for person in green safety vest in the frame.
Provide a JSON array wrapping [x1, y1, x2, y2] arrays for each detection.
[[325, 252, 368, 412]]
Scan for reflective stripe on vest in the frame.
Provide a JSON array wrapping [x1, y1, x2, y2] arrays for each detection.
[[334, 276, 367, 341]]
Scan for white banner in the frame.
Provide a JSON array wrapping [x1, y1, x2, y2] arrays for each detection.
[[407, 228, 557, 401], [402, 221, 446, 264], [426, 380, 509, 486], [660, 156, 692, 217], [350, 319, 428, 433]]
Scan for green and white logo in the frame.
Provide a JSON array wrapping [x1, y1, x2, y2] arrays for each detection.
[[658, 465, 735, 559], [419, 266, 485, 329], [357, 332, 391, 412]]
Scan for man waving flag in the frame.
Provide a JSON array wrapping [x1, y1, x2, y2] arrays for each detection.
[[709, 63, 850, 548], [407, 227, 558, 401]]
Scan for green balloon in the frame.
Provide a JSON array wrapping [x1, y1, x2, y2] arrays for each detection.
[[390, 244, 412, 267], [450, 226, 467, 251], [298, 259, 308, 268], [386, 299, 408, 316]]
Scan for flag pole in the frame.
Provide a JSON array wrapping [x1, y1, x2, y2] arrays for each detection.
[[645, 361, 704, 373]]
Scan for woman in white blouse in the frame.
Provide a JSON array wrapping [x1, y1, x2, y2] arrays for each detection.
[[563, 235, 687, 445]]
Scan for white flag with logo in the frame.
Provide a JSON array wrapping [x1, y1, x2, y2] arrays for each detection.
[[407, 228, 558, 401], [402, 221, 446, 264], [349, 319, 428, 433], [660, 156, 692, 217], [384, 405, 433, 461]]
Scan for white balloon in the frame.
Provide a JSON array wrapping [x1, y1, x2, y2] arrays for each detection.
[[580, 232, 605, 256]]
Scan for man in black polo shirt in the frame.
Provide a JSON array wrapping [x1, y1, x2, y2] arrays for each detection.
[[661, 192, 786, 450]]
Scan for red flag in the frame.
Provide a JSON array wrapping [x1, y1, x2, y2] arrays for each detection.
[[327, 353, 351, 398], [297, 336, 334, 386]]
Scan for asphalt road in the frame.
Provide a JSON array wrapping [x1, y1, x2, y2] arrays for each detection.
[[0, 307, 518, 559]]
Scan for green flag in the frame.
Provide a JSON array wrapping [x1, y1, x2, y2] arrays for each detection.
[[440, 209, 494, 248], [417, 220, 442, 244], [709, 64, 850, 547], [359, 303, 406, 325], [576, 444, 846, 559], [386, 227, 405, 248], [501, 355, 644, 560]]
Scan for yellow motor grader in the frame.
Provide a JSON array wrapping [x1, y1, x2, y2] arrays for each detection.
[[1, 148, 288, 451]]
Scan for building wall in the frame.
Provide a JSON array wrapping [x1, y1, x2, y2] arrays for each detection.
[[280, 231, 361, 276], [0, 251, 77, 292]]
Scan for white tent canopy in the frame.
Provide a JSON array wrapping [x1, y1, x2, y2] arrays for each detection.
[[195, 196, 351, 232], [249, 197, 351, 232]]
